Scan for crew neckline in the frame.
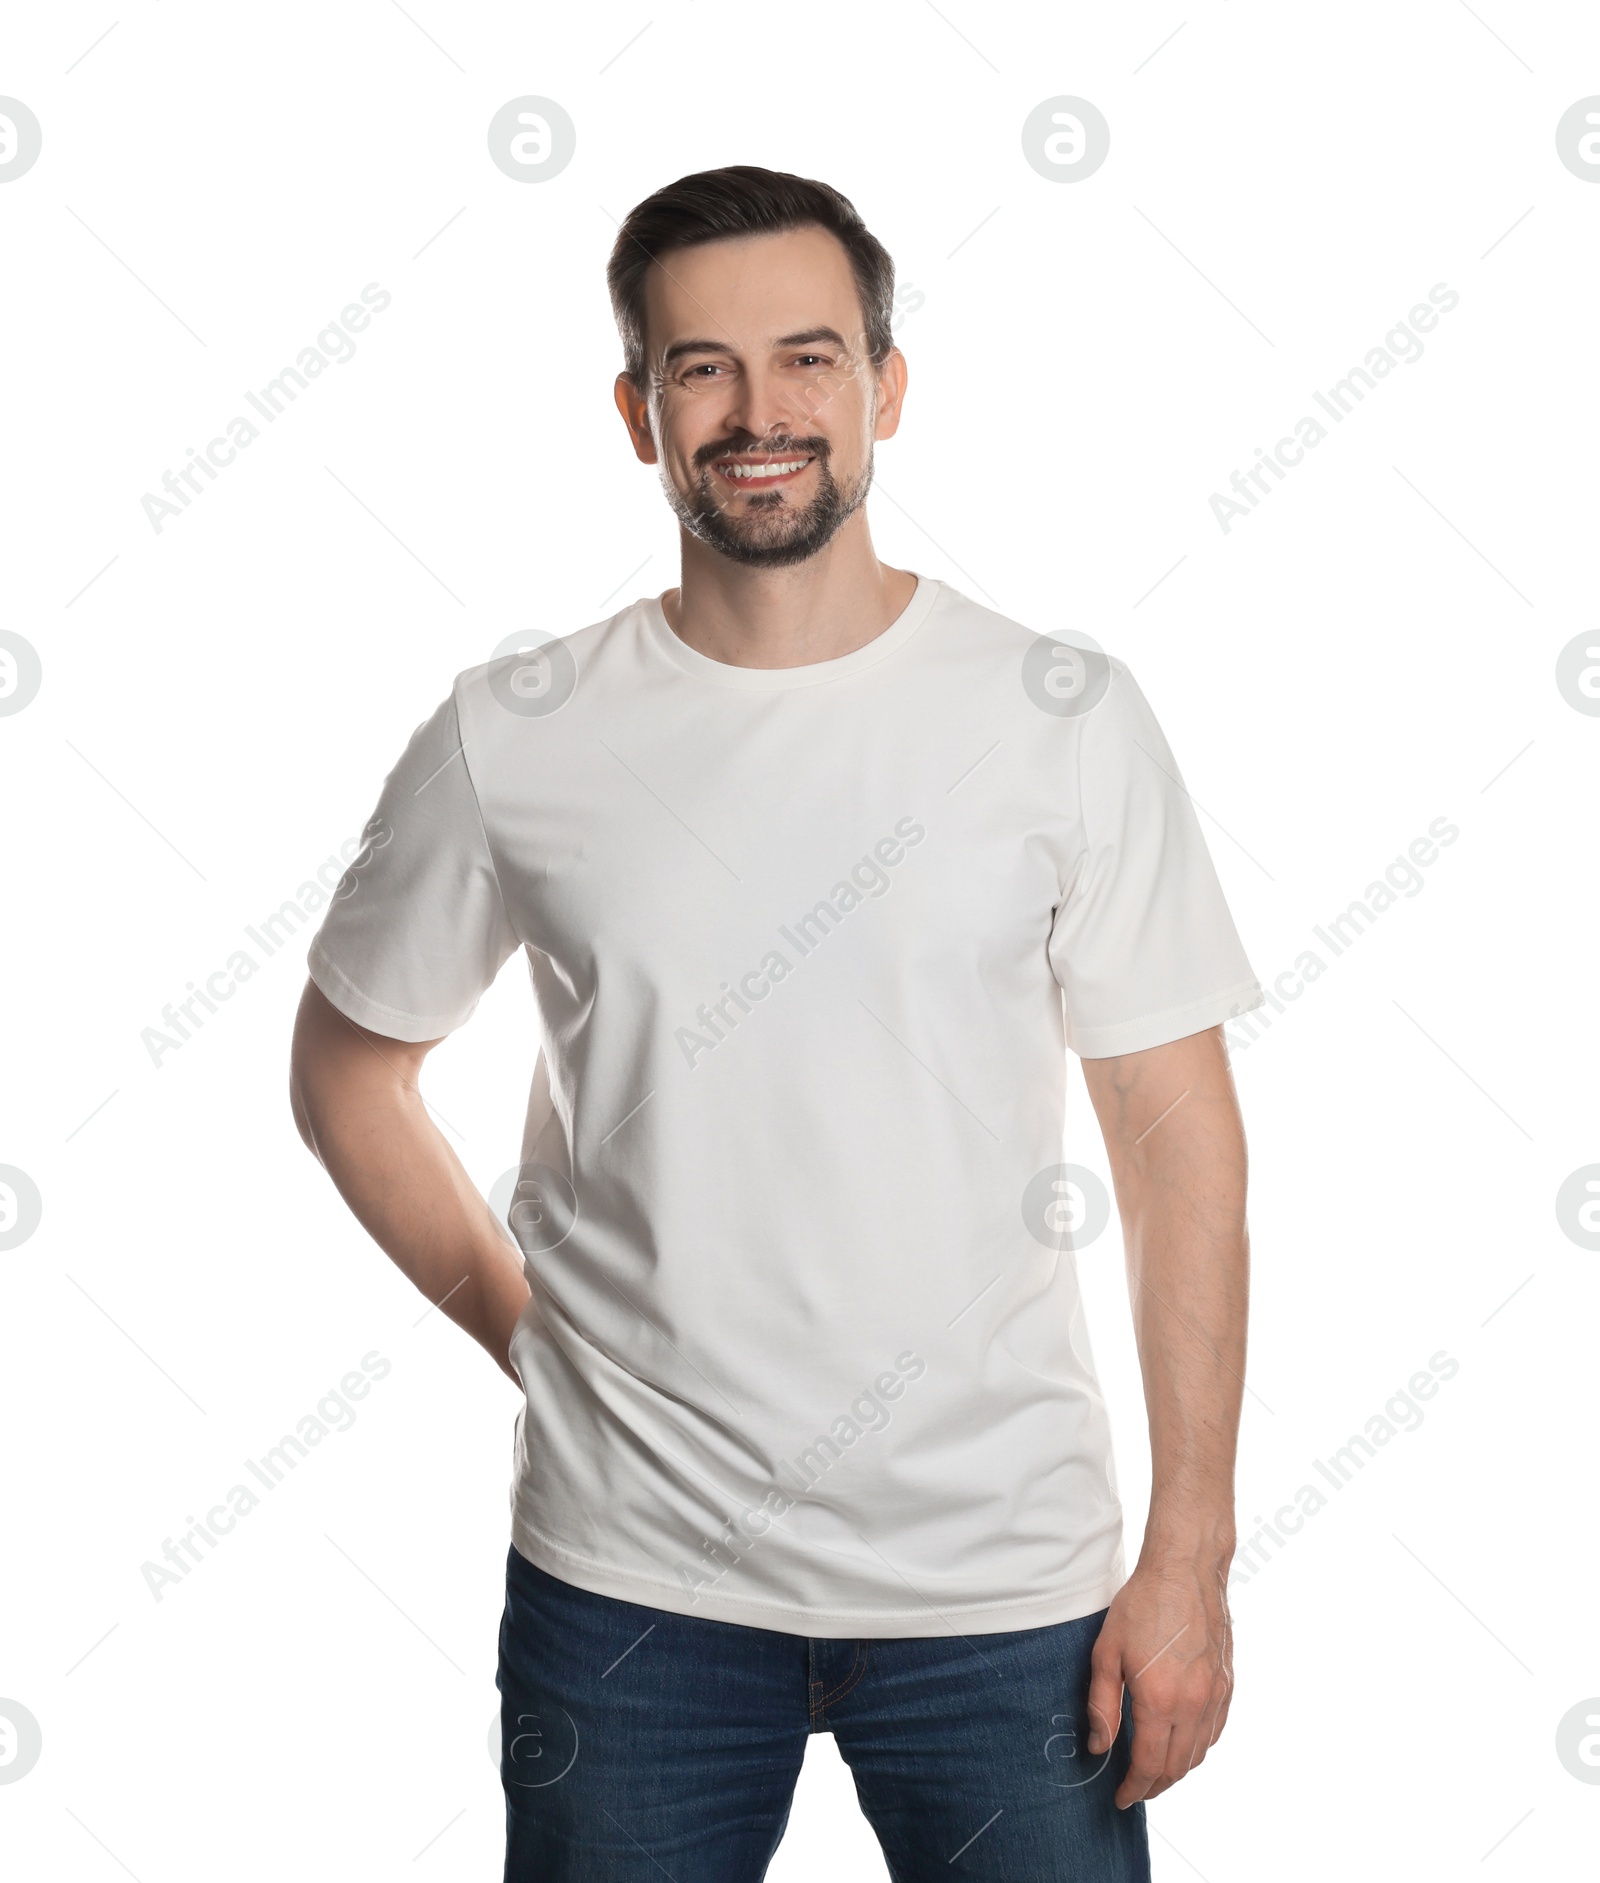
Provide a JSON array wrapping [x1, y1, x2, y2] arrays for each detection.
[[642, 575, 941, 690]]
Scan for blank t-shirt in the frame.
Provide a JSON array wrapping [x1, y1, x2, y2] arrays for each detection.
[[308, 575, 1262, 1637]]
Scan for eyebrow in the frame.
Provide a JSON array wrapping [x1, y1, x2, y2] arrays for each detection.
[[776, 327, 849, 351], [659, 326, 851, 369]]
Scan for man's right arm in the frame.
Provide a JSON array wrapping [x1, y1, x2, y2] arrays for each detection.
[[288, 978, 533, 1385]]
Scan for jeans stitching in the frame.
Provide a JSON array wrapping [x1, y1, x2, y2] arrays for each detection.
[[817, 1641, 869, 1711]]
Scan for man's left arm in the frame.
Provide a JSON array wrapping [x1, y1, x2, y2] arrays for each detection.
[[1079, 1022, 1248, 1810]]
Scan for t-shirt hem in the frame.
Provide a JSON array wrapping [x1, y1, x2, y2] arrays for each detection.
[[1068, 979, 1264, 1060], [509, 1516, 1125, 1639], [306, 941, 479, 1044]]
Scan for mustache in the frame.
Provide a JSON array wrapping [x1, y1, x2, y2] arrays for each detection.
[[693, 434, 831, 470]]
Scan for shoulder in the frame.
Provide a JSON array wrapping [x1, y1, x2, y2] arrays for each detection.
[[449, 599, 646, 722], [439, 600, 667, 770], [925, 583, 1135, 726], [928, 580, 1128, 680]]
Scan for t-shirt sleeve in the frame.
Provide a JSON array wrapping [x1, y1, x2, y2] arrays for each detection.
[[1047, 661, 1263, 1058], [307, 685, 520, 1043]]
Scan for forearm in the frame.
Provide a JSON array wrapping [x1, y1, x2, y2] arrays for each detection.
[[1126, 1179, 1246, 1560], [1085, 1026, 1248, 1558], [290, 986, 532, 1383], [1081, 1026, 1248, 1800]]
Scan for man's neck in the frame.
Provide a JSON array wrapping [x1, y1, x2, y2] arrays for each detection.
[[661, 513, 919, 670]]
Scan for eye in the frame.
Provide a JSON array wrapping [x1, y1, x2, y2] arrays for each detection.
[[793, 354, 826, 368]]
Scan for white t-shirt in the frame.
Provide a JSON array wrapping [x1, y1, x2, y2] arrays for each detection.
[[308, 576, 1262, 1638]]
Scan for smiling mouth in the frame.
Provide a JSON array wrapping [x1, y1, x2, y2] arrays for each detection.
[[711, 454, 815, 489]]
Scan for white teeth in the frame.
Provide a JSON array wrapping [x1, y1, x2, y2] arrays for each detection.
[[723, 459, 808, 479]]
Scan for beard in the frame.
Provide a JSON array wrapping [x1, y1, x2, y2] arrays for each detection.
[[663, 435, 873, 569]]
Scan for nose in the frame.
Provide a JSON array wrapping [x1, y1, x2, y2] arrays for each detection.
[[720, 361, 808, 449]]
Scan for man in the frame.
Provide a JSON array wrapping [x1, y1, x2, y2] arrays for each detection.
[[290, 165, 1263, 1882]]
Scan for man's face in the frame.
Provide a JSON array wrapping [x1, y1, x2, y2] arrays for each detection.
[[616, 225, 905, 568]]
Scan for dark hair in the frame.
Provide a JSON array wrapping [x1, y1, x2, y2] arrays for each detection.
[[607, 165, 895, 386]]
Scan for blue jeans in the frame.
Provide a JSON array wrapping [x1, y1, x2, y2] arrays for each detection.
[[497, 1542, 1150, 1881]]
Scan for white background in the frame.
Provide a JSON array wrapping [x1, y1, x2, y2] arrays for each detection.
[[2, 2, 1597, 1877]]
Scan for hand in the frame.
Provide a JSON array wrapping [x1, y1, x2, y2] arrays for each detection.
[[1085, 1549, 1234, 1810]]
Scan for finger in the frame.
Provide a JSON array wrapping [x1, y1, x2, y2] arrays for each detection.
[[1085, 1650, 1124, 1757], [1202, 1670, 1233, 1755], [1195, 1655, 1233, 1756], [1115, 1713, 1172, 1811], [1169, 1700, 1214, 1784], [1171, 1674, 1232, 1786]]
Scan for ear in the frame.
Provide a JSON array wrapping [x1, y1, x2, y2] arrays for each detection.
[[614, 373, 659, 465], [871, 348, 909, 443]]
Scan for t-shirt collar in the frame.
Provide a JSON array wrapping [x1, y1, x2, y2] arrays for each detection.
[[642, 574, 940, 690]]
